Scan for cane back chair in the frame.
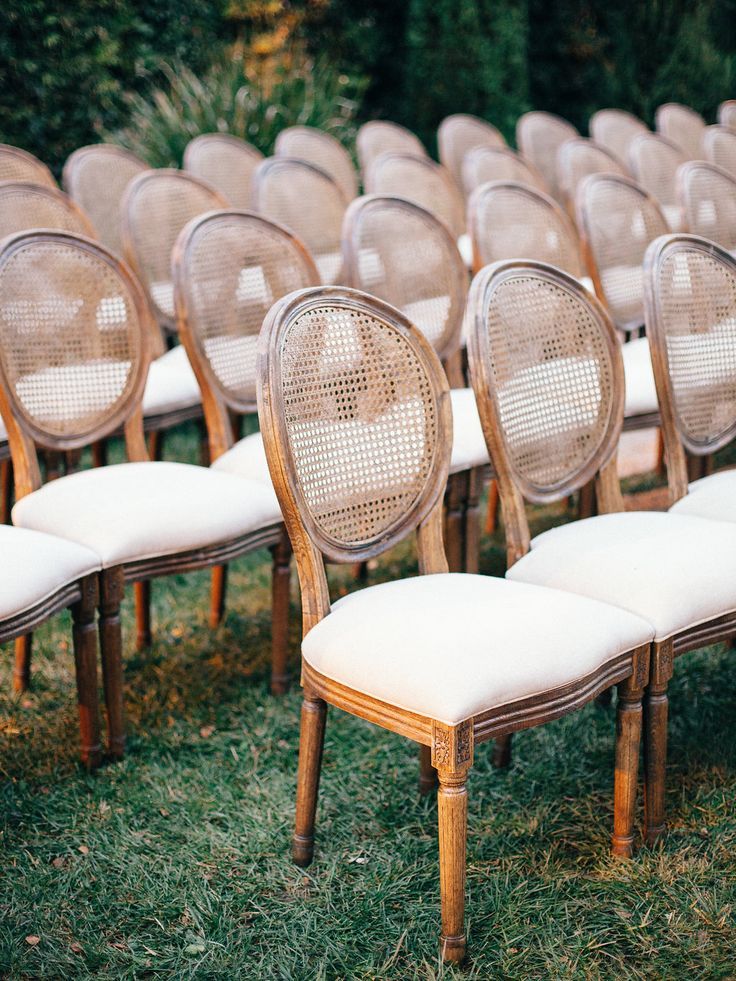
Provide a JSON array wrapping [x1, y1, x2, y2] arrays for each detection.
[[516, 111, 578, 203], [437, 114, 506, 192], [173, 208, 320, 676], [0, 181, 96, 240], [183, 133, 264, 210], [461, 144, 546, 198], [556, 138, 627, 215], [655, 103, 706, 160], [275, 126, 358, 202], [719, 100, 736, 130], [0, 144, 56, 188], [628, 133, 688, 231], [62, 144, 147, 257], [466, 258, 736, 844], [702, 124, 736, 179], [252, 158, 348, 286], [0, 230, 285, 756], [257, 283, 655, 963], [677, 161, 736, 253], [356, 120, 427, 179], [589, 109, 648, 162]]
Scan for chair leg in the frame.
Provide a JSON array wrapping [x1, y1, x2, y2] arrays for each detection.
[[484, 478, 499, 535], [99, 567, 125, 760], [293, 690, 327, 867], [492, 733, 513, 768], [147, 429, 163, 461], [1, 457, 12, 524], [611, 666, 645, 857], [444, 472, 466, 574], [71, 575, 102, 771], [419, 744, 437, 795], [209, 565, 228, 629], [270, 535, 292, 695], [134, 580, 152, 650], [578, 477, 597, 519], [643, 640, 673, 846], [13, 634, 32, 692], [463, 467, 481, 574]]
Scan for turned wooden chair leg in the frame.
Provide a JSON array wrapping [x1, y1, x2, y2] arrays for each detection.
[[71, 574, 102, 771], [13, 634, 32, 692], [492, 733, 513, 768], [270, 535, 292, 695], [91, 439, 108, 468], [209, 565, 228, 629], [0, 457, 12, 524], [419, 744, 437, 795], [643, 640, 673, 846], [147, 429, 163, 461], [99, 567, 125, 760], [484, 478, 499, 535], [611, 655, 646, 857], [444, 472, 466, 574], [293, 690, 327, 867], [463, 467, 481, 574], [134, 580, 152, 650], [578, 477, 597, 519], [197, 418, 210, 467]]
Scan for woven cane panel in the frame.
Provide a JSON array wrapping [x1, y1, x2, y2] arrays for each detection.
[[580, 176, 667, 330], [656, 104, 705, 160], [125, 173, 224, 322], [0, 240, 143, 441], [516, 112, 578, 202], [0, 184, 93, 239], [720, 101, 736, 129], [462, 146, 545, 197], [356, 122, 427, 176], [346, 199, 465, 355], [365, 155, 465, 238], [656, 247, 736, 450], [590, 110, 648, 162], [180, 215, 317, 407], [484, 273, 615, 493], [628, 134, 687, 213], [703, 126, 736, 179], [275, 127, 358, 202], [63, 147, 146, 256], [471, 183, 583, 277], [0, 146, 55, 188], [557, 139, 626, 205], [279, 304, 438, 548], [184, 135, 263, 210], [254, 160, 346, 285], [437, 115, 506, 191], [679, 164, 736, 251]]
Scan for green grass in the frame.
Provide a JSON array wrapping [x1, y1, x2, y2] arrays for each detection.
[[1, 425, 735, 979]]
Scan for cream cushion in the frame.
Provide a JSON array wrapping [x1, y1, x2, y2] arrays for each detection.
[[143, 345, 201, 417], [621, 337, 658, 418], [457, 233, 473, 267], [0, 526, 100, 621], [12, 462, 282, 567], [506, 511, 736, 641], [450, 388, 490, 473], [302, 573, 653, 725], [211, 432, 272, 484], [669, 469, 736, 523]]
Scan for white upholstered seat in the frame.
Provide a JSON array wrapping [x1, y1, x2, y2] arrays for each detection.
[[12, 462, 282, 567], [506, 511, 736, 641], [668, 469, 736, 523], [0, 525, 100, 620], [302, 573, 653, 725], [457, 233, 473, 267], [143, 345, 201, 417], [211, 432, 273, 484], [621, 337, 658, 417]]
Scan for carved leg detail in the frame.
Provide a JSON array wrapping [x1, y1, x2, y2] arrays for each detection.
[[611, 676, 644, 857], [13, 634, 32, 693], [293, 691, 327, 867], [71, 575, 102, 771], [643, 641, 673, 846], [492, 733, 513, 768], [99, 567, 125, 760], [270, 535, 292, 695], [419, 744, 437, 795], [134, 580, 152, 650], [209, 565, 228, 629]]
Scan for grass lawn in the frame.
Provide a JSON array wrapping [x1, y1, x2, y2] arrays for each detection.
[[1, 424, 735, 979]]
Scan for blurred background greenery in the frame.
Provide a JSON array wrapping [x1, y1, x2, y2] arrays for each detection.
[[1, 0, 735, 171]]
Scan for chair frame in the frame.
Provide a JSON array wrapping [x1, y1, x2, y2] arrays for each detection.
[[258, 283, 650, 963], [0, 180, 98, 238], [516, 111, 579, 201], [356, 120, 427, 178], [557, 137, 627, 214], [274, 125, 358, 202], [183, 133, 264, 208], [0, 143, 56, 187], [655, 103, 706, 158], [627, 132, 688, 228], [461, 144, 547, 197], [718, 100, 736, 129], [702, 124, 736, 176], [676, 160, 736, 252], [589, 108, 648, 160], [437, 113, 506, 191]]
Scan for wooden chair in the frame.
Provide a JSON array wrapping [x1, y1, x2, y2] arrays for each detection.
[[703, 124, 736, 178], [628, 133, 688, 231], [0, 230, 285, 756], [437, 114, 506, 192], [356, 120, 427, 179], [62, 144, 147, 257], [465, 258, 736, 844], [0, 526, 101, 768], [173, 208, 320, 682], [0, 144, 56, 187], [557, 137, 627, 215], [589, 109, 648, 162], [516, 111, 578, 203], [183, 133, 263, 210], [461, 144, 546, 198], [275, 126, 358, 202], [655, 103, 706, 160], [0, 181, 96, 239], [252, 158, 348, 286], [257, 283, 655, 963], [342, 194, 489, 570], [718, 100, 736, 130], [677, 160, 736, 252]]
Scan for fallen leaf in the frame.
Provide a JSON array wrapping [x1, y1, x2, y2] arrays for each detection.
[[25, 936, 40, 946], [51, 856, 66, 869], [159, 808, 170, 817], [199, 725, 215, 739], [78, 845, 89, 855], [70, 942, 83, 954], [184, 943, 206, 955]]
